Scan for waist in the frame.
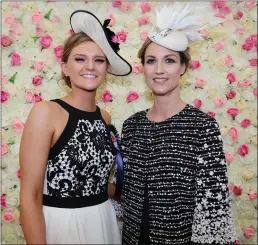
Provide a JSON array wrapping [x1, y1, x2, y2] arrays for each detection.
[[43, 192, 108, 209]]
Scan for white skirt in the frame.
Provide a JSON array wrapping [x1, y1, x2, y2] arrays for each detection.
[[43, 199, 121, 244]]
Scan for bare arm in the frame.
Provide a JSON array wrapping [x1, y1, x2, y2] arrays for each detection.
[[19, 102, 55, 244]]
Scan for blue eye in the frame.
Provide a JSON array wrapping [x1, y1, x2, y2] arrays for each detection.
[[165, 58, 175, 64], [146, 59, 155, 64]]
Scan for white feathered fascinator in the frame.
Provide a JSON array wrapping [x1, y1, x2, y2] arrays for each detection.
[[149, 2, 223, 51]]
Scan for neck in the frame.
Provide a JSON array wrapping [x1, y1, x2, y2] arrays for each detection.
[[148, 86, 186, 121], [62, 88, 97, 112]]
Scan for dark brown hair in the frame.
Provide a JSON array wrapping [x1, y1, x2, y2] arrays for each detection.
[[137, 38, 191, 75]]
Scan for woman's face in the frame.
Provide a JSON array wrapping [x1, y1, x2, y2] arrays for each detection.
[[143, 42, 186, 96], [62, 41, 109, 92]]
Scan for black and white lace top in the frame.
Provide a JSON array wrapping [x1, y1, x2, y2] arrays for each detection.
[[43, 99, 116, 208], [121, 104, 237, 244]]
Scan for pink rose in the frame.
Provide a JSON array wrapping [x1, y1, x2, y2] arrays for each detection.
[[1, 144, 10, 156], [33, 93, 43, 103], [195, 78, 206, 88], [253, 87, 257, 96], [140, 30, 148, 41], [206, 111, 216, 118], [3, 210, 15, 223], [229, 127, 238, 142], [190, 60, 201, 70], [234, 11, 243, 19], [1, 74, 8, 86], [54, 45, 63, 61], [40, 34, 53, 49], [10, 52, 21, 66], [237, 79, 250, 88], [222, 55, 233, 66], [236, 28, 245, 35], [227, 108, 239, 119], [52, 15, 61, 23], [215, 98, 225, 108], [212, 41, 225, 51], [32, 75, 43, 86], [219, 6, 231, 16], [106, 14, 115, 27], [137, 16, 150, 26], [4, 14, 16, 25], [238, 144, 249, 156], [126, 91, 139, 103], [17, 169, 21, 179], [101, 90, 113, 102], [249, 58, 258, 67], [33, 61, 44, 72], [32, 11, 43, 23], [225, 152, 234, 163], [69, 29, 74, 36], [243, 227, 256, 239], [9, 2, 20, 8], [111, 35, 120, 43], [10, 20, 23, 34], [215, 12, 226, 19], [241, 118, 251, 128], [25, 91, 34, 103], [1, 35, 12, 47], [116, 30, 128, 43], [249, 34, 258, 46], [226, 72, 236, 83], [141, 2, 151, 13], [226, 90, 236, 99], [132, 63, 143, 74], [244, 2, 257, 9], [211, 1, 226, 10], [1, 91, 10, 103], [242, 42, 254, 51], [36, 26, 44, 37], [228, 184, 234, 192], [248, 190, 258, 199], [199, 29, 209, 39], [13, 117, 24, 132], [1, 194, 7, 208], [120, 2, 133, 11], [193, 99, 202, 109], [112, 1, 122, 8], [233, 185, 242, 196]]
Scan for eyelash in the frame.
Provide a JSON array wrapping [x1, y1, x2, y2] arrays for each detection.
[[146, 58, 175, 64], [74, 58, 106, 63]]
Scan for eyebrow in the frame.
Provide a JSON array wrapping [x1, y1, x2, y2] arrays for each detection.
[[145, 54, 178, 58], [73, 54, 106, 59]]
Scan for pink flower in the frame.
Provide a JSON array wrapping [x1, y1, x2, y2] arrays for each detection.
[[137, 16, 150, 26], [228, 184, 234, 192], [244, 2, 257, 9], [3, 210, 15, 223], [140, 30, 148, 41], [112, 1, 122, 8], [1, 194, 7, 208], [234, 11, 243, 19], [215, 98, 225, 108], [241, 118, 251, 128], [10, 20, 23, 34], [195, 78, 206, 88], [249, 34, 258, 46], [237, 79, 250, 88], [132, 63, 143, 74], [32, 11, 43, 23], [126, 91, 139, 103], [248, 190, 258, 199], [25, 91, 34, 103], [199, 29, 209, 39], [54, 45, 63, 61], [33, 61, 44, 72], [1, 35, 12, 47], [36, 26, 44, 37], [233, 185, 242, 196], [229, 127, 238, 142], [111, 35, 120, 43], [190, 60, 201, 70], [10, 52, 21, 66], [227, 108, 239, 119], [226, 90, 236, 99], [120, 2, 133, 11], [13, 117, 24, 132], [116, 30, 128, 43], [106, 14, 115, 27], [193, 99, 202, 109], [222, 55, 233, 66], [235, 28, 245, 35], [211, 1, 226, 10], [243, 227, 256, 239], [101, 90, 113, 102], [1, 144, 10, 156], [40, 34, 53, 49], [32, 75, 43, 86], [218, 6, 231, 16], [17, 169, 21, 179], [141, 2, 151, 13], [33, 93, 43, 103], [226, 72, 236, 83], [1, 91, 10, 103], [242, 42, 254, 51], [206, 111, 216, 118], [225, 152, 234, 163], [212, 41, 225, 51], [52, 15, 61, 23], [69, 29, 75, 36], [249, 58, 258, 67], [1, 74, 8, 86], [4, 14, 16, 25], [253, 87, 257, 96], [238, 144, 249, 156]]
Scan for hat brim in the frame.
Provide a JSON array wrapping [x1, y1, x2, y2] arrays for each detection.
[[70, 10, 132, 76]]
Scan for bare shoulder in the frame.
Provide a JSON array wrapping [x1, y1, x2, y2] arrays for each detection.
[[100, 109, 111, 125]]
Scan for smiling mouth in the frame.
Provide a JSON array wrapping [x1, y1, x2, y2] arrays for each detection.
[[153, 78, 168, 83], [81, 74, 97, 78]]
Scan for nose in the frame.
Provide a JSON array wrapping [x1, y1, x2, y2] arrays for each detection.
[[86, 59, 94, 71], [155, 61, 164, 74]]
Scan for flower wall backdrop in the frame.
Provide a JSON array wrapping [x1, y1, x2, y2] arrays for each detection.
[[1, 1, 257, 244]]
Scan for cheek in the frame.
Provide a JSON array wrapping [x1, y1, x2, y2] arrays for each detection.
[[143, 66, 153, 79]]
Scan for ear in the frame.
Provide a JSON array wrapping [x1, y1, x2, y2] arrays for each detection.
[[180, 63, 186, 76], [61, 62, 68, 77]]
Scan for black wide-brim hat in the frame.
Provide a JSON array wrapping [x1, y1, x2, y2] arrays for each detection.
[[70, 10, 132, 76]]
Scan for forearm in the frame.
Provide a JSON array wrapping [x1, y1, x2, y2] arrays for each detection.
[[20, 200, 47, 244]]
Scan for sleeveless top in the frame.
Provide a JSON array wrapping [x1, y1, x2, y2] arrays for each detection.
[[43, 99, 116, 208]]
